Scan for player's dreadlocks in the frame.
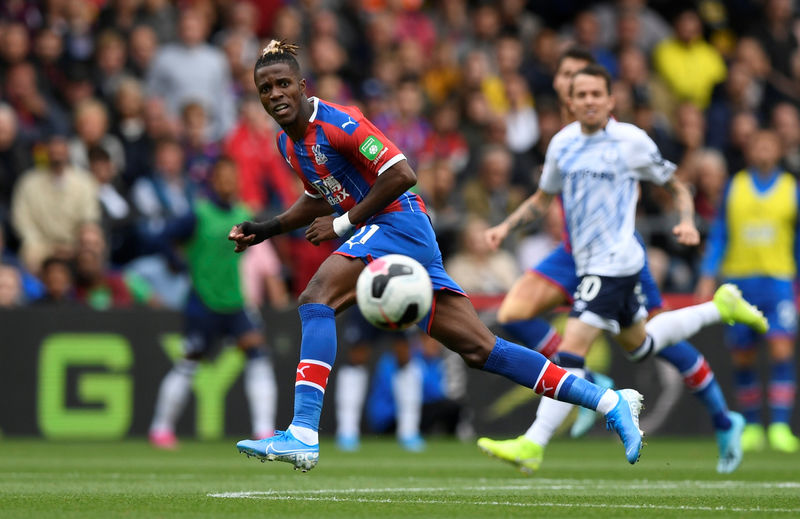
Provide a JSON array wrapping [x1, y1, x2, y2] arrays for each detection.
[[255, 39, 300, 73]]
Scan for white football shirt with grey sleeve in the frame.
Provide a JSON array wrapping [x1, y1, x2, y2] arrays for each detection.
[[539, 119, 676, 277]]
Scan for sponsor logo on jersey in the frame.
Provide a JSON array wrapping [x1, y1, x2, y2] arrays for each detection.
[[359, 135, 384, 161], [311, 175, 350, 205], [312, 144, 328, 165]]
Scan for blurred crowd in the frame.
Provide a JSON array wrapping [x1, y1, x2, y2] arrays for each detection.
[[0, 0, 799, 310]]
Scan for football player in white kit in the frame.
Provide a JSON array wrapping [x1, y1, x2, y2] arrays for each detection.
[[484, 64, 768, 465]]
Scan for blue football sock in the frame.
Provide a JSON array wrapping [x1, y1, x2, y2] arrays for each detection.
[[483, 337, 606, 409], [734, 365, 761, 424], [501, 319, 559, 357], [658, 341, 731, 430], [769, 359, 796, 424], [290, 304, 337, 433]]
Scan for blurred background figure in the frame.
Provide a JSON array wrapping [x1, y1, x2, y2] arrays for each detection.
[[697, 130, 799, 453]]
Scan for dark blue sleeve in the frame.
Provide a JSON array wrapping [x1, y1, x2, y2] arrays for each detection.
[[700, 180, 731, 277], [161, 211, 197, 242]]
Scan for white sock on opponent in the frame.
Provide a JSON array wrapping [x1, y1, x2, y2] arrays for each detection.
[[150, 360, 197, 433], [245, 356, 277, 437], [524, 367, 585, 447], [393, 360, 423, 440], [646, 302, 720, 354], [335, 364, 369, 439]]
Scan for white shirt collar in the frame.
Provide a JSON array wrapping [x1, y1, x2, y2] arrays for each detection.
[[308, 96, 319, 123]]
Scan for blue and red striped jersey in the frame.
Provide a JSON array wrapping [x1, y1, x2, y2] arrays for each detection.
[[276, 97, 427, 221]]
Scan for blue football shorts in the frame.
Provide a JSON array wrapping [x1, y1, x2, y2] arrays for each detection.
[[333, 210, 465, 333], [183, 291, 262, 357], [724, 276, 797, 347]]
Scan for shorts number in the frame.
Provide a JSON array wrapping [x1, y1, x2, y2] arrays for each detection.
[[577, 275, 602, 302], [346, 224, 380, 248]]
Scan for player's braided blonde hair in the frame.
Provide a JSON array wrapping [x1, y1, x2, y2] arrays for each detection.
[[255, 39, 300, 72]]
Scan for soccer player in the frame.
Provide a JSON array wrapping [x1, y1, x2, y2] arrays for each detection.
[[230, 40, 644, 472], [149, 158, 277, 448], [479, 64, 768, 474], [477, 47, 761, 475], [697, 130, 800, 453]]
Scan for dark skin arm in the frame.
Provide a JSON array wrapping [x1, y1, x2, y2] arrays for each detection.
[[229, 159, 417, 251], [228, 194, 332, 252], [304, 159, 416, 245]]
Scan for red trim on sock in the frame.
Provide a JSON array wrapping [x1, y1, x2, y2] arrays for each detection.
[[768, 383, 796, 406], [538, 330, 562, 360], [736, 386, 762, 407], [682, 357, 714, 392], [295, 361, 331, 391], [534, 361, 569, 399]]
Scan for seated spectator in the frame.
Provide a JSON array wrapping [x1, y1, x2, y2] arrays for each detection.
[[689, 149, 729, 226], [68, 98, 126, 174], [112, 78, 152, 189], [0, 226, 43, 302], [33, 256, 75, 306], [88, 146, 137, 265], [225, 98, 298, 214], [11, 132, 99, 273], [772, 102, 800, 176], [653, 8, 727, 109], [146, 8, 235, 140], [460, 145, 525, 226], [93, 30, 130, 103], [74, 223, 155, 310], [419, 101, 469, 177], [4, 62, 69, 144], [128, 25, 159, 79], [445, 215, 519, 295], [181, 101, 221, 193], [0, 264, 23, 308], [0, 103, 32, 227]]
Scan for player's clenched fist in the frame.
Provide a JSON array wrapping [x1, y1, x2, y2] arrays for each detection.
[[485, 222, 510, 250], [305, 216, 337, 245]]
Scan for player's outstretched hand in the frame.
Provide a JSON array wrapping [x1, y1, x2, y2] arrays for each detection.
[[672, 221, 700, 246], [485, 222, 510, 250], [228, 224, 255, 253], [306, 215, 337, 245]]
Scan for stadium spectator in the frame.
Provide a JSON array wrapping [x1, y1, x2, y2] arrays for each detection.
[[180, 101, 221, 192], [68, 99, 126, 174], [653, 8, 727, 109], [593, 0, 671, 53], [503, 74, 539, 184], [137, 0, 179, 44], [377, 79, 430, 170], [0, 263, 24, 308], [688, 149, 729, 226], [460, 145, 524, 226], [31, 26, 69, 106], [706, 62, 764, 152], [146, 8, 236, 141], [4, 62, 69, 144], [127, 24, 159, 79], [74, 222, 154, 310], [88, 145, 136, 266], [11, 132, 99, 273], [0, 104, 32, 227], [772, 102, 800, 176], [725, 111, 760, 174], [33, 256, 75, 306], [224, 98, 298, 214], [111, 78, 151, 188], [570, 10, 618, 77], [0, 225, 43, 302], [0, 22, 31, 76], [749, 0, 798, 80], [93, 30, 130, 104], [445, 216, 519, 295]]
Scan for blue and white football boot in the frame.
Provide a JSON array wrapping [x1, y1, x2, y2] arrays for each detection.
[[605, 389, 644, 464], [237, 430, 319, 472], [716, 411, 745, 474]]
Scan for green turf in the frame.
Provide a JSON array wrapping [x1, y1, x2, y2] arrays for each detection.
[[0, 437, 798, 518]]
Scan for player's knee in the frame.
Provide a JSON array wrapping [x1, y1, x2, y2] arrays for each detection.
[[298, 279, 325, 306]]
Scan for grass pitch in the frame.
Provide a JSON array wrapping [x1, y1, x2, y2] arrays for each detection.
[[1, 436, 798, 518]]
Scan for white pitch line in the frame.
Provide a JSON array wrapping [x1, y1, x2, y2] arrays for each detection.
[[207, 493, 800, 514]]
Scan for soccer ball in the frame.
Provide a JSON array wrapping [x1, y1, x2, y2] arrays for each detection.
[[356, 254, 433, 331]]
